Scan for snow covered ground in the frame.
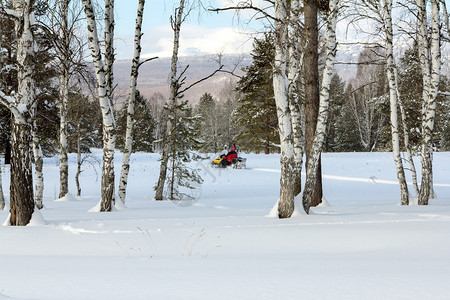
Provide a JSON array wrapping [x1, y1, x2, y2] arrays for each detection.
[[1, 151, 450, 299]]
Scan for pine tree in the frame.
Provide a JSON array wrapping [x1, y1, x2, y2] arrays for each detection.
[[332, 83, 365, 151], [164, 99, 203, 200], [116, 90, 155, 153], [234, 33, 279, 154], [324, 73, 346, 152], [194, 92, 218, 153], [155, 0, 208, 201]]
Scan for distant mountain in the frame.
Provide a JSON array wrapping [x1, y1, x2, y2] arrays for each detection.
[[114, 54, 252, 105], [113, 43, 449, 104]]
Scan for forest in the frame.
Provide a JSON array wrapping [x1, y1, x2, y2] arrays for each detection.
[[0, 0, 449, 225]]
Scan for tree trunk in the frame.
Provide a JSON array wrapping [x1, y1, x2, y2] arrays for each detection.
[[76, 127, 82, 197], [4, 136, 11, 165], [302, 0, 338, 213], [155, 0, 184, 200], [303, 0, 322, 207], [10, 120, 34, 225], [288, 0, 304, 197], [273, 0, 295, 218], [0, 163, 5, 210], [59, 72, 69, 199], [118, 0, 146, 204], [31, 118, 44, 209], [82, 0, 116, 211], [395, 68, 420, 196], [7, 0, 37, 225], [417, 0, 440, 205], [382, 0, 409, 206], [58, 0, 70, 199]]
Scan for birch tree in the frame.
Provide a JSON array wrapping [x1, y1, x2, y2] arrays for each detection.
[[53, 0, 71, 200], [82, 0, 116, 211], [154, 0, 185, 201], [0, 0, 36, 225], [302, 0, 338, 213], [273, 0, 295, 218], [118, 0, 157, 204], [39, 0, 90, 199], [287, 0, 304, 196], [31, 91, 44, 209], [381, 0, 409, 205], [155, 0, 222, 200], [417, 0, 441, 205], [0, 165, 5, 210], [303, 0, 323, 206]]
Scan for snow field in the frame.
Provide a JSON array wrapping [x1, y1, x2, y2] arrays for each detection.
[[0, 151, 450, 299]]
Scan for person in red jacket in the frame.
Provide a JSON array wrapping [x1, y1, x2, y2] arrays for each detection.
[[221, 146, 238, 167]]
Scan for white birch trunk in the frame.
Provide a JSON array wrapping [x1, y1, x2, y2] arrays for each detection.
[[394, 68, 420, 196], [287, 0, 304, 197], [118, 0, 145, 204], [58, 0, 70, 199], [104, 0, 115, 105], [302, 0, 338, 214], [382, 0, 409, 205], [75, 126, 82, 197], [417, 0, 441, 205], [82, 0, 116, 211], [274, 0, 295, 218], [442, 0, 449, 36], [0, 165, 5, 210], [0, 0, 37, 225], [31, 102, 44, 209], [155, 0, 184, 200]]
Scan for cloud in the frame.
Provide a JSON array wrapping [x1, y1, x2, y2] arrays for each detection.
[[138, 24, 255, 58]]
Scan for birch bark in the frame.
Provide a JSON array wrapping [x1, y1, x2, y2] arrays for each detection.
[[58, 0, 70, 199], [82, 0, 116, 211], [155, 0, 184, 200], [304, 0, 322, 206], [287, 0, 304, 197], [302, 0, 338, 213], [273, 0, 295, 218], [381, 0, 409, 205], [0, 165, 4, 210], [118, 0, 146, 204], [442, 0, 449, 35], [31, 101, 44, 209], [394, 68, 420, 196], [417, 0, 441, 205], [0, 0, 36, 225], [75, 126, 82, 197]]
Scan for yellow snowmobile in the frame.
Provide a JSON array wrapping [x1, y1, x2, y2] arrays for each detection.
[[211, 154, 246, 169]]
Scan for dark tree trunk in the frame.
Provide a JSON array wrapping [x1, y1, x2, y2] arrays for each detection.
[[9, 120, 34, 226], [4, 135, 11, 165], [304, 0, 322, 206]]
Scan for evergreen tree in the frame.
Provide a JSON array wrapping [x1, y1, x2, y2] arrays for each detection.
[[164, 99, 203, 200], [116, 90, 155, 153], [67, 90, 102, 153], [148, 91, 168, 152], [194, 92, 218, 153], [1, 2, 60, 158], [324, 73, 346, 152], [0, 10, 17, 162], [346, 47, 389, 151], [234, 33, 279, 154], [332, 83, 366, 152], [397, 45, 450, 151]]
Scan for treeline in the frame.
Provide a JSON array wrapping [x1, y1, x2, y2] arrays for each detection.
[[2, 34, 449, 159]]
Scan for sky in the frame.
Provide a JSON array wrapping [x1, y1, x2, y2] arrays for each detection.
[[112, 0, 450, 60], [113, 0, 264, 59]]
